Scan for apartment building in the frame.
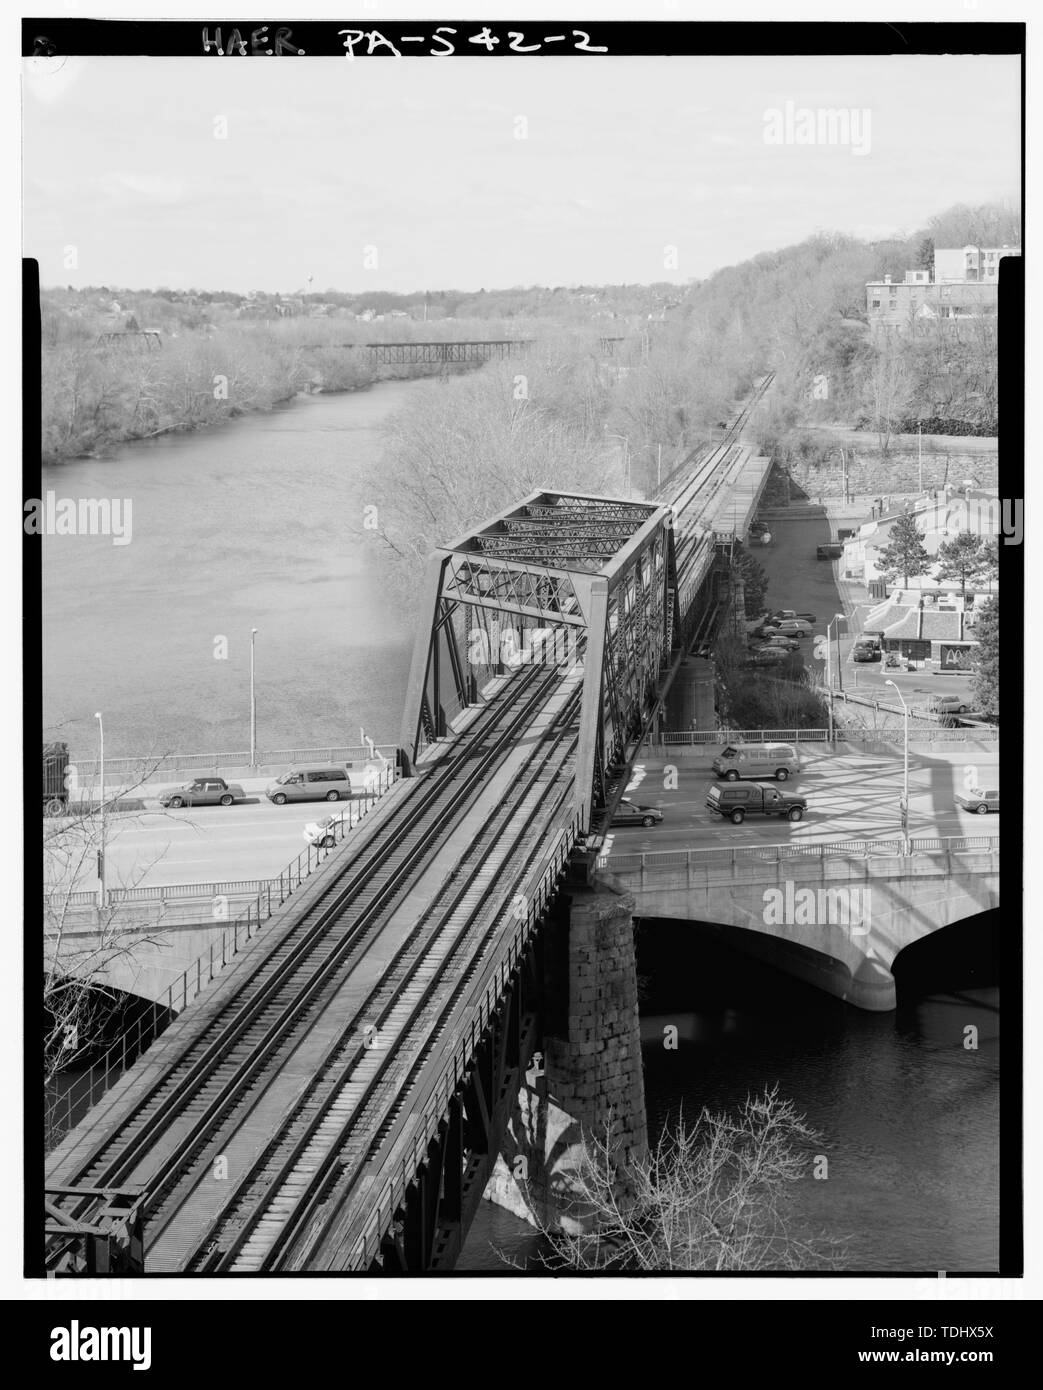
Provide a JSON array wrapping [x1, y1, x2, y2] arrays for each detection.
[[864, 244, 1019, 334], [933, 245, 1021, 284]]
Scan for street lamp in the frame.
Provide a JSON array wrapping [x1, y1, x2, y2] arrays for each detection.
[[94, 711, 106, 906], [884, 679, 910, 849], [607, 433, 631, 494], [828, 613, 846, 693], [250, 628, 259, 767], [823, 613, 846, 744], [918, 419, 923, 494]]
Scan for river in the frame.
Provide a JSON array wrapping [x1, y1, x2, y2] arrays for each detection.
[[459, 927, 1000, 1273], [39, 383, 999, 1273], [41, 382, 428, 760]]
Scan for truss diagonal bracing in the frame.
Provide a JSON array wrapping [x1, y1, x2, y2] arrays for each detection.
[[400, 491, 681, 831]]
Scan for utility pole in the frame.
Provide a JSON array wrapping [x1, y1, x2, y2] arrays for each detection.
[[94, 712, 106, 906], [250, 628, 259, 767], [825, 640, 834, 743], [918, 419, 923, 493], [885, 679, 910, 851]]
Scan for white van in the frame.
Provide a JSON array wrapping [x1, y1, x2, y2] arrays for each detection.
[[711, 743, 800, 782]]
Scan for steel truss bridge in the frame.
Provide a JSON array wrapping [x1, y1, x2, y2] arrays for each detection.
[[44, 376, 774, 1275], [366, 338, 625, 366], [367, 340, 533, 366]]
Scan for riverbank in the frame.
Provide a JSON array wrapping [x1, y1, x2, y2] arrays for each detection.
[[40, 332, 387, 466]]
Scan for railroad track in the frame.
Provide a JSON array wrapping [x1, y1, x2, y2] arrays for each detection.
[[182, 680, 583, 1272], [46, 373, 774, 1274], [45, 661, 570, 1271]]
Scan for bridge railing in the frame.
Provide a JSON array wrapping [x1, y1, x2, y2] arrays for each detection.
[[348, 816, 581, 1270], [62, 744, 398, 783], [602, 834, 999, 872], [45, 767, 398, 1151], [655, 729, 829, 744], [652, 727, 998, 746]]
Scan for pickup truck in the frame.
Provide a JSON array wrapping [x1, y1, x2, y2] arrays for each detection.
[[706, 782, 807, 825], [769, 610, 817, 624], [158, 776, 246, 808]]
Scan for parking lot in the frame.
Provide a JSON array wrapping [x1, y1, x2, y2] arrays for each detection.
[[748, 516, 981, 715]]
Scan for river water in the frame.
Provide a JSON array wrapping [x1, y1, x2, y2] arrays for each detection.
[[41, 383, 427, 760], [459, 927, 1000, 1274], [39, 384, 1000, 1273]]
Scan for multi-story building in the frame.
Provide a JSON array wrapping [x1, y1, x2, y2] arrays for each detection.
[[865, 271, 998, 334], [933, 245, 1021, 284], [864, 244, 1019, 335]]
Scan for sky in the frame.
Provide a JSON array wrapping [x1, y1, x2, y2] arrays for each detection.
[[22, 52, 1021, 295]]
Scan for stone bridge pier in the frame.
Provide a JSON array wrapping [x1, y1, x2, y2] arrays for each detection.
[[484, 876, 648, 1234]]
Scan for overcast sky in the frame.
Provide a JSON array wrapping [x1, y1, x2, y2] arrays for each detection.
[[23, 53, 1020, 294]]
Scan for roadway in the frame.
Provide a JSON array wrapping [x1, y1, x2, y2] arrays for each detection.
[[47, 794, 377, 894], [598, 743, 1000, 860], [55, 739, 1000, 894]]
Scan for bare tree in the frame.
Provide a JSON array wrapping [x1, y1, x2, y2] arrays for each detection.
[[508, 1088, 846, 1272], [863, 337, 913, 455], [43, 759, 180, 1140]]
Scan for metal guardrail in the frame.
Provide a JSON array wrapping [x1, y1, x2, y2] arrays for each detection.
[[60, 877, 302, 909], [602, 834, 999, 872], [655, 726, 998, 746], [656, 729, 828, 744], [45, 768, 397, 1149], [64, 744, 398, 782]]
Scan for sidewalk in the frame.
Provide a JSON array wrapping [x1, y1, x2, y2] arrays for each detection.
[[60, 766, 394, 814]]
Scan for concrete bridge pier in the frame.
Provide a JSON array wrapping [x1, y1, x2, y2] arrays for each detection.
[[484, 877, 648, 1236]]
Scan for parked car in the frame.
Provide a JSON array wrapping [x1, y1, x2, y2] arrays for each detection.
[[744, 650, 788, 667], [712, 743, 800, 782], [705, 782, 808, 825], [303, 809, 356, 847], [266, 764, 352, 804], [159, 777, 246, 808], [954, 787, 999, 815], [610, 798, 663, 828], [852, 640, 881, 662], [767, 619, 814, 638], [756, 635, 800, 652], [929, 695, 971, 715]]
